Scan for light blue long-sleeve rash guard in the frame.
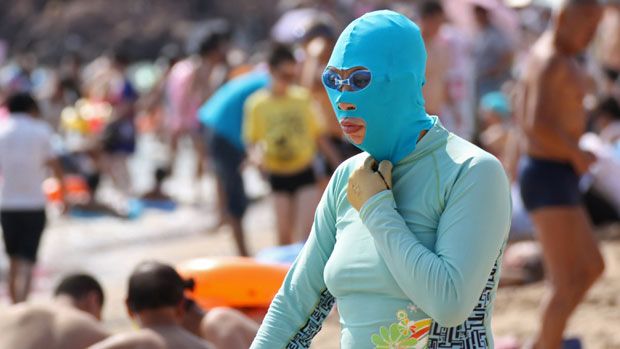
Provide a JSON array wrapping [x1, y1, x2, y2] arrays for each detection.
[[250, 119, 512, 349]]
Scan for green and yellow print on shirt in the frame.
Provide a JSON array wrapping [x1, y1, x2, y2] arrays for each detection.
[[371, 304, 431, 349]]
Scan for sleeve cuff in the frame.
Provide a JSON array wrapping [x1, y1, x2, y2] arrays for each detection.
[[359, 190, 395, 222]]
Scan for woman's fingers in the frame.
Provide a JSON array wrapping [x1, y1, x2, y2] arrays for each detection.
[[377, 160, 393, 189], [363, 155, 377, 170]]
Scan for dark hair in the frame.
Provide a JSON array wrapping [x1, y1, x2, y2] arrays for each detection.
[[198, 30, 231, 57], [160, 43, 183, 66], [154, 167, 170, 183], [127, 261, 194, 312], [268, 44, 295, 68], [604, 66, 619, 82], [474, 5, 489, 16], [112, 50, 131, 67], [594, 97, 620, 121], [7, 92, 39, 114], [54, 273, 105, 306], [567, 0, 601, 6], [419, 0, 444, 18], [301, 21, 336, 42]]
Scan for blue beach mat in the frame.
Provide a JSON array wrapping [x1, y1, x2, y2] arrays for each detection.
[[256, 242, 305, 265], [69, 200, 144, 220], [135, 198, 177, 211]]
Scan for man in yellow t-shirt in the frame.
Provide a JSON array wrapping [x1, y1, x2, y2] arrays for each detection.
[[244, 44, 323, 246]]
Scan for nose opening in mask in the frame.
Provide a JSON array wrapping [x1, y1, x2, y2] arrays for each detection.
[[337, 102, 357, 111]]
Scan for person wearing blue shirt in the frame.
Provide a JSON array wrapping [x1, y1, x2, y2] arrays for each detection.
[[199, 70, 269, 256]]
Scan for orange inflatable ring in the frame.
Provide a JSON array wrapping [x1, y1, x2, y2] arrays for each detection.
[[43, 176, 90, 203], [177, 257, 289, 309]]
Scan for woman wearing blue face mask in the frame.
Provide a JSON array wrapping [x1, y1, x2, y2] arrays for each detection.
[[250, 10, 511, 349]]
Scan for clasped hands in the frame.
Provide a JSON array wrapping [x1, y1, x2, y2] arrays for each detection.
[[347, 156, 393, 211]]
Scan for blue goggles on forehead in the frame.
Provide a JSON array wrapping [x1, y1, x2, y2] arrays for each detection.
[[322, 69, 372, 92]]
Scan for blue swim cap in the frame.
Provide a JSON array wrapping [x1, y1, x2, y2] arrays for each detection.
[[324, 10, 434, 163]]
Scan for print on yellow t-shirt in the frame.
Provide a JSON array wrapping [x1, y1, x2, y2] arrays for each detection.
[[244, 86, 322, 175]]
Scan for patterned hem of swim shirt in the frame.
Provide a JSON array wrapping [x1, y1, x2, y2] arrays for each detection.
[[370, 262, 499, 349], [370, 305, 431, 349]]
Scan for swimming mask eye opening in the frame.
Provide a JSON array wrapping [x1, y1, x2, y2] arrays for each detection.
[[322, 69, 372, 92]]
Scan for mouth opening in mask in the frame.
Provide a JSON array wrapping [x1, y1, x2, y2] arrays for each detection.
[[340, 117, 367, 145]]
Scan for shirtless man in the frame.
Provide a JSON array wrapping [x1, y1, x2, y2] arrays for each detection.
[[517, 1, 605, 348], [89, 261, 211, 349], [182, 298, 259, 349], [90, 261, 258, 349], [0, 273, 109, 349]]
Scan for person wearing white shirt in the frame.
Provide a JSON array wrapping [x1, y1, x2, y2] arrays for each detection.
[[0, 93, 64, 303], [580, 96, 620, 216]]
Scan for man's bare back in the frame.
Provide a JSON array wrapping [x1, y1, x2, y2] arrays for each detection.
[[0, 302, 108, 349], [519, 32, 591, 171], [89, 325, 211, 349]]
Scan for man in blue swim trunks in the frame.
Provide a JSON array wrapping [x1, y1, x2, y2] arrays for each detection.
[[517, 1, 605, 348]]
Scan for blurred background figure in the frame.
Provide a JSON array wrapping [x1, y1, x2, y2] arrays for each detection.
[[472, 3, 514, 110], [516, 1, 605, 348], [479, 91, 516, 172], [418, 0, 463, 135], [0, 52, 37, 94], [597, 3, 620, 100], [137, 44, 182, 143], [165, 27, 231, 203], [99, 51, 139, 196], [89, 261, 257, 349], [182, 299, 259, 349], [244, 44, 330, 246], [0, 273, 108, 349], [298, 18, 356, 188], [199, 68, 270, 256], [89, 261, 210, 349], [580, 97, 620, 223], [0, 93, 65, 303]]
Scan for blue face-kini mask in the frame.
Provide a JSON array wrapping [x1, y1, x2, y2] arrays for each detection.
[[323, 10, 435, 164]]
